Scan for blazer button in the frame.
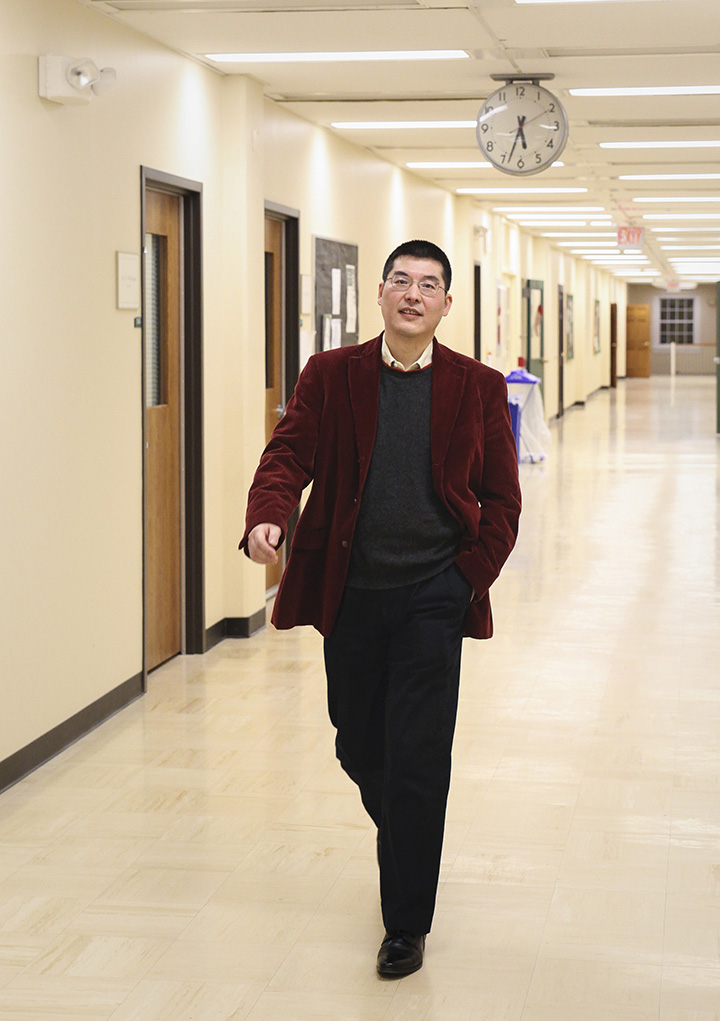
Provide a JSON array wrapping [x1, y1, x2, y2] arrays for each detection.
[[341, 540, 349, 548]]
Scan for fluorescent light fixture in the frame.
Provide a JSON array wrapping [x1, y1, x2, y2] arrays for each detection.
[[620, 173, 720, 181], [557, 240, 619, 247], [516, 221, 588, 226], [333, 120, 475, 130], [406, 160, 564, 169], [571, 86, 720, 97], [493, 206, 605, 212], [644, 214, 720, 220], [541, 232, 617, 237], [458, 187, 588, 194], [407, 161, 490, 169], [633, 197, 720, 203], [661, 245, 720, 250], [516, 220, 588, 226], [207, 50, 469, 63], [516, 0, 655, 4], [650, 226, 720, 232], [601, 141, 720, 149], [611, 269, 661, 276]]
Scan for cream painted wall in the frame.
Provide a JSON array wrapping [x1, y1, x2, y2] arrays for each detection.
[[0, 0, 259, 762], [260, 101, 475, 362], [1, 0, 627, 769]]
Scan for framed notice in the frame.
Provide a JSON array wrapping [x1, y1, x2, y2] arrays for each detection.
[[314, 236, 359, 350]]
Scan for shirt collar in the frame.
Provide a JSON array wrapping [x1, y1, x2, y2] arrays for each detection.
[[381, 334, 434, 372]]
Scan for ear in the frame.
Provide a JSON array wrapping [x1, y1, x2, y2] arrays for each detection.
[[441, 292, 453, 318], [377, 281, 384, 305]]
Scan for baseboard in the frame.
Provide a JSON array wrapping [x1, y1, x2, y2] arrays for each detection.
[[0, 672, 143, 795], [205, 608, 267, 650]]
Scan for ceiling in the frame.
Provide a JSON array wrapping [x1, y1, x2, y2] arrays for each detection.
[[79, 0, 720, 287]]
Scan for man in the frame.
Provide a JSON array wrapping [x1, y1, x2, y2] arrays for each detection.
[[240, 240, 521, 977]]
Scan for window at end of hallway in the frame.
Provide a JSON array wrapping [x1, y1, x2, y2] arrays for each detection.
[[659, 296, 695, 344]]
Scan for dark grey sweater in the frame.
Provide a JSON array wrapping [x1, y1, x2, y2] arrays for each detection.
[[346, 363, 461, 589]]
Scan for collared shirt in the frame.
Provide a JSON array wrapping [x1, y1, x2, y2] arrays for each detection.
[[381, 333, 433, 372]]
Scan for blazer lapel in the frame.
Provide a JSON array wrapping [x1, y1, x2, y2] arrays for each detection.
[[431, 339, 468, 477], [348, 336, 382, 476]]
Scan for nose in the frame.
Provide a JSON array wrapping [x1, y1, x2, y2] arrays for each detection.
[[404, 279, 422, 299]]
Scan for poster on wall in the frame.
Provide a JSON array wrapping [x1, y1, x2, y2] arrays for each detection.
[[566, 293, 574, 361], [593, 299, 601, 354], [314, 236, 359, 351]]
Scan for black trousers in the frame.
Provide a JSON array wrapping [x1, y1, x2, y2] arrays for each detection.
[[323, 562, 471, 936]]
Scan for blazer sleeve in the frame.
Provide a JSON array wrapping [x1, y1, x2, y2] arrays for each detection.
[[456, 369, 521, 601], [239, 355, 324, 555]]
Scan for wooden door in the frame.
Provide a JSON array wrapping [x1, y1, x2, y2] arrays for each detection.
[[610, 303, 618, 388], [626, 304, 651, 377], [264, 216, 284, 592], [144, 189, 182, 670]]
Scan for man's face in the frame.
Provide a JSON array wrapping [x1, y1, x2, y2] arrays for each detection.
[[377, 256, 452, 343]]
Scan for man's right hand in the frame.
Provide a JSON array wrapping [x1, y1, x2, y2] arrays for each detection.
[[247, 523, 282, 565]]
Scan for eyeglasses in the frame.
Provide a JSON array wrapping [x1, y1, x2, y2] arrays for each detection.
[[385, 273, 447, 297]]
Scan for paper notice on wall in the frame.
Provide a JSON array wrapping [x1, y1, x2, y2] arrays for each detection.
[[299, 329, 314, 371], [345, 264, 357, 333], [331, 318, 342, 349], [322, 314, 332, 350], [331, 268, 342, 315]]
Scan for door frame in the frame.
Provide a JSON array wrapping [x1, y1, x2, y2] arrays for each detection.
[[140, 167, 204, 689], [524, 279, 545, 388], [610, 302, 618, 388], [264, 202, 300, 548], [473, 263, 482, 361]]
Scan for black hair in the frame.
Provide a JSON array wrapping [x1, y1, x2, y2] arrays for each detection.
[[382, 240, 452, 292]]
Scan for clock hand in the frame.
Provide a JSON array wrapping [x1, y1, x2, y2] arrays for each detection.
[[508, 116, 526, 162]]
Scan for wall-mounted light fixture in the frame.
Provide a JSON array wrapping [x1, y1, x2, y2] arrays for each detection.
[[38, 55, 117, 106]]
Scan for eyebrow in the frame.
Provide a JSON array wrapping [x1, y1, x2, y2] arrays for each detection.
[[393, 272, 441, 283]]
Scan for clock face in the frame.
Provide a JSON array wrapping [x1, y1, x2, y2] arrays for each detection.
[[476, 82, 569, 176]]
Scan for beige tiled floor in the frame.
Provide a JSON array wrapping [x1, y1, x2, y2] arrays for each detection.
[[1, 376, 719, 1019]]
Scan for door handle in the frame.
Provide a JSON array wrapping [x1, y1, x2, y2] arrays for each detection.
[[275, 403, 286, 419], [714, 357, 720, 365]]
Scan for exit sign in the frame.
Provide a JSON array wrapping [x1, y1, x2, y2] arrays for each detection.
[[617, 226, 644, 248]]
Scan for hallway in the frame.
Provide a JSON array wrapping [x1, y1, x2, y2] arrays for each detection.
[[0, 377, 718, 1019]]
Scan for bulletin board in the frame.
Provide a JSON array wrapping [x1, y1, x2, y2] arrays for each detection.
[[314, 236, 359, 350]]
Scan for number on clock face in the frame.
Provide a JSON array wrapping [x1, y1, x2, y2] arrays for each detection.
[[475, 83, 569, 177]]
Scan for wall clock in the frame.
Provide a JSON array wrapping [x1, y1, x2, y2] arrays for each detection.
[[476, 74, 569, 176]]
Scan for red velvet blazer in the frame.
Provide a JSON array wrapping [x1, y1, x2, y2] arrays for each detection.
[[240, 335, 521, 640]]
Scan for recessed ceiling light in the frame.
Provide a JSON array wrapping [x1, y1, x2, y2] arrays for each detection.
[[571, 86, 720, 97], [601, 141, 720, 149], [207, 50, 469, 63], [661, 245, 720, 250], [458, 187, 588, 194], [333, 120, 476, 130]]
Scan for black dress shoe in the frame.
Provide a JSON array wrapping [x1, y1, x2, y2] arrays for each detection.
[[376, 931, 425, 977]]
